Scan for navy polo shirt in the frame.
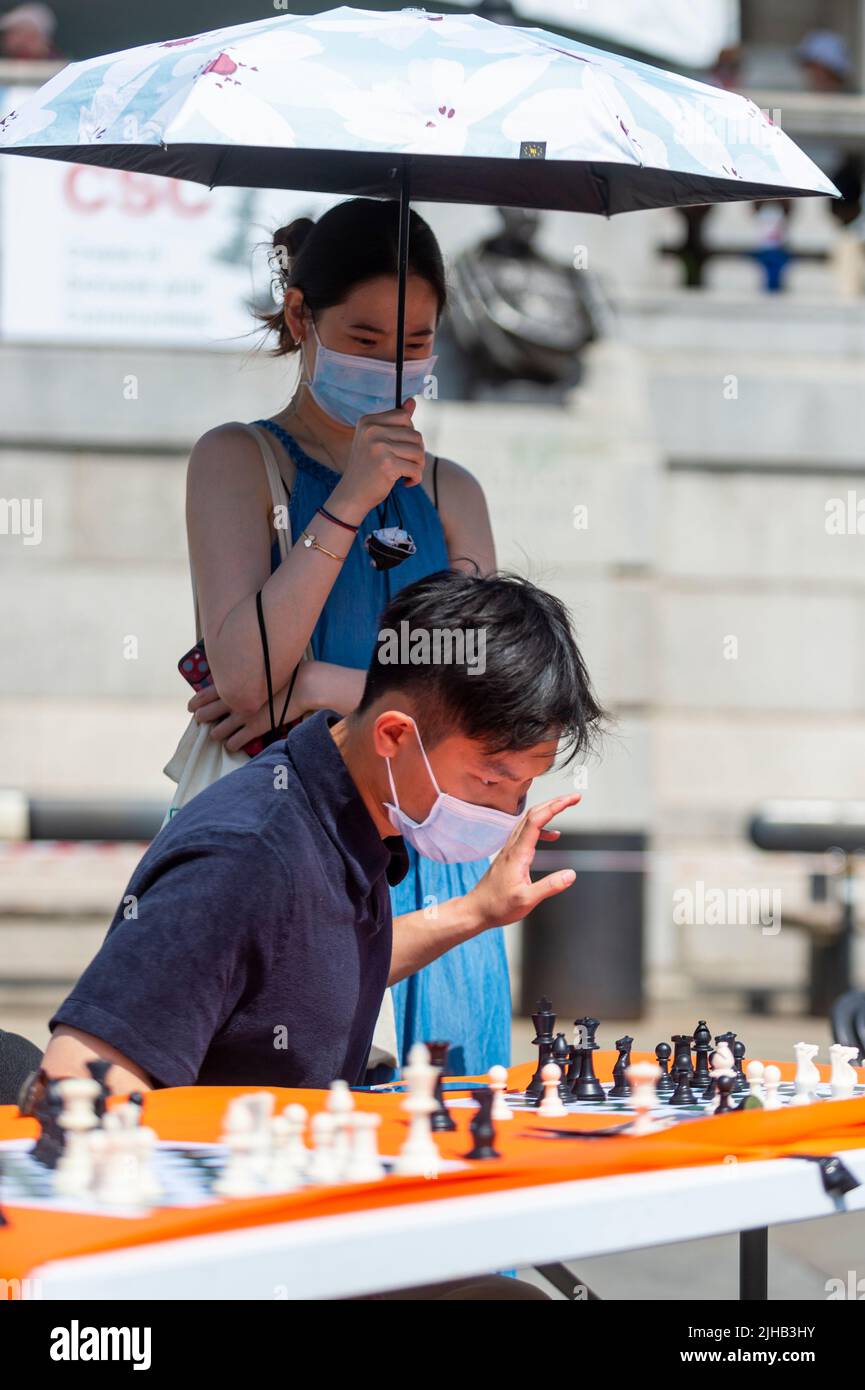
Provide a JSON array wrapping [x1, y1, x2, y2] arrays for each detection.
[[49, 710, 409, 1088]]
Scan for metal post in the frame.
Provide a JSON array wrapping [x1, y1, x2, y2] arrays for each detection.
[[739, 1227, 768, 1301], [394, 156, 411, 408]]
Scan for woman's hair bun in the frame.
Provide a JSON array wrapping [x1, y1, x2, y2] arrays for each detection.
[[272, 216, 314, 268]]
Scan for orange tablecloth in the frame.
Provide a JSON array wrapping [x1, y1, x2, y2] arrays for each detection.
[[2, 1053, 864, 1294]]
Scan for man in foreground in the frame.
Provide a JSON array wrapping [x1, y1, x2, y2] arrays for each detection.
[[41, 569, 605, 1094]]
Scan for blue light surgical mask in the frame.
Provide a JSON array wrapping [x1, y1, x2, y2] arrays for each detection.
[[384, 718, 527, 864], [301, 321, 437, 427]]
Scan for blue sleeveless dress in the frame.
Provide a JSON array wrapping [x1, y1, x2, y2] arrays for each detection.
[[252, 419, 511, 1079]]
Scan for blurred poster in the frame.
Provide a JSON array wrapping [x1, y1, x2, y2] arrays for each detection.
[[485, 0, 741, 70], [0, 85, 332, 349]]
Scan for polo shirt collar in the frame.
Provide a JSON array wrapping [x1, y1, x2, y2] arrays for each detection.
[[286, 709, 409, 894]]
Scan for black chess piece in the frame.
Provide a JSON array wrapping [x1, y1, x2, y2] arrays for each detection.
[[692, 1020, 712, 1089], [525, 997, 556, 1101], [465, 1089, 500, 1160], [571, 1017, 606, 1103], [609, 1036, 634, 1098], [551, 1032, 573, 1102], [30, 1077, 67, 1170], [671, 1034, 694, 1083], [731, 1039, 749, 1094], [426, 1041, 457, 1132], [655, 1042, 676, 1096], [86, 1059, 112, 1120], [564, 1042, 580, 1093], [714, 1072, 735, 1113], [668, 1064, 699, 1106]]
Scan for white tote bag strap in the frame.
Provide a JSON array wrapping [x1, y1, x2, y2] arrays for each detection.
[[189, 420, 304, 642]]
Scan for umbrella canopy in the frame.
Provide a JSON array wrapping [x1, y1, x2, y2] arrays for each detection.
[[0, 4, 840, 544], [0, 5, 838, 214]]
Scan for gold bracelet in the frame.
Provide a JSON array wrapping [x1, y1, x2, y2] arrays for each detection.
[[300, 529, 346, 562]]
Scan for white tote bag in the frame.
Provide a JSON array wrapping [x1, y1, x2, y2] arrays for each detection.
[[161, 422, 401, 1071]]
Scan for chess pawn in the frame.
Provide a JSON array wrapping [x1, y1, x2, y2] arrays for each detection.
[[738, 1060, 765, 1111], [54, 1078, 102, 1198], [714, 1072, 735, 1114], [668, 1064, 698, 1107], [344, 1113, 386, 1183], [747, 1059, 765, 1099], [488, 1065, 512, 1121], [655, 1042, 675, 1096], [626, 1060, 661, 1136], [538, 1062, 567, 1116], [829, 1043, 860, 1100], [394, 1042, 441, 1177], [762, 1064, 782, 1110]]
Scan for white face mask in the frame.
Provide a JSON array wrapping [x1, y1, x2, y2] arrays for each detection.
[[301, 321, 438, 427], [383, 718, 527, 864]]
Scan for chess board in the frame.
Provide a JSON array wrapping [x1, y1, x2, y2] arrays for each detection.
[[0, 1137, 466, 1218], [0, 1137, 232, 1217], [447, 1081, 865, 1129]]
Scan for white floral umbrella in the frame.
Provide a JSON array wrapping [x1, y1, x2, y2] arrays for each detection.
[[0, 3, 839, 406]]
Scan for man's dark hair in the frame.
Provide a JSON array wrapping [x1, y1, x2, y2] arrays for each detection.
[[353, 569, 607, 765]]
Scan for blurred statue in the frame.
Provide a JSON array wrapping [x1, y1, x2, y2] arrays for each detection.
[[439, 207, 604, 402]]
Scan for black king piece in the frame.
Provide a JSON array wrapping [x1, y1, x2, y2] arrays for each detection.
[[525, 996, 556, 1100], [571, 1016, 606, 1103]]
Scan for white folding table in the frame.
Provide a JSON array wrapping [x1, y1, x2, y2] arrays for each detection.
[[29, 1145, 865, 1301]]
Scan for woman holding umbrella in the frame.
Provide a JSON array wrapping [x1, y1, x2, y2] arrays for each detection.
[[184, 196, 509, 1081]]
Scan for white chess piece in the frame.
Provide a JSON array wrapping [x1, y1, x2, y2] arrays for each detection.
[[538, 1062, 567, 1116], [746, 1059, 765, 1105], [214, 1100, 261, 1197], [266, 1104, 309, 1190], [626, 1061, 661, 1135], [343, 1112, 386, 1183], [326, 1079, 355, 1178], [394, 1042, 441, 1177], [792, 1041, 820, 1105], [763, 1064, 782, 1110], [283, 1103, 309, 1177], [829, 1043, 860, 1100], [306, 1112, 341, 1185], [94, 1123, 150, 1206], [54, 1078, 101, 1198], [711, 1041, 735, 1077], [488, 1065, 512, 1121], [240, 1092, 276, 1184], [265, 1113, 303, 1192]]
